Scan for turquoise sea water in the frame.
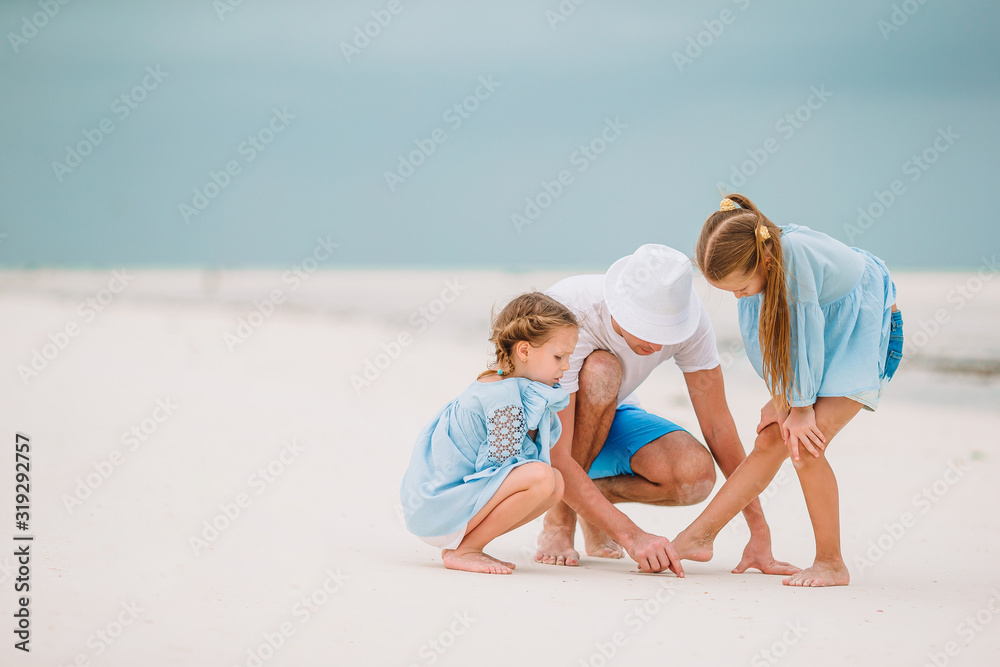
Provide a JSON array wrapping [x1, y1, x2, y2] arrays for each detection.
[[1, 1, 998, 270]]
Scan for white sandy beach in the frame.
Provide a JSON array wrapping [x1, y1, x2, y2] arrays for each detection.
[[2, 268, 999, 666]]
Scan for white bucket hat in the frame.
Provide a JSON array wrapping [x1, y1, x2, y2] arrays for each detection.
[[603, 244, 699, 346]]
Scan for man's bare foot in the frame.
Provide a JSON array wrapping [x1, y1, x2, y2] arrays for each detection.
[[535, 525, 580, 566], [580, 519, 624, 559], [672, 526, 714, 563], [782, 560, 849, 587], [441, 549, 513, 574]]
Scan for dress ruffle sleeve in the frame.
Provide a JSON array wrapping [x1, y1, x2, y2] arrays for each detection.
[[783, 242, 825, 406], [788, 300, 825, 407], [464, 381, 569, 482], [737, 225, 896, 409]]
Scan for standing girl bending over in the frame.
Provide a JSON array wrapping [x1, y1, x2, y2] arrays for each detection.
[[673, 194, 903, 587], [400, 292, 579, 574]]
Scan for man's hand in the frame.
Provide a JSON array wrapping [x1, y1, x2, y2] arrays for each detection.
[[621, 530, 685, 576], [731, 529, 801, 576]]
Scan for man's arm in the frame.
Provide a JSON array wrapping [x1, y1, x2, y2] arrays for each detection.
[[550, 394, 684, 575]]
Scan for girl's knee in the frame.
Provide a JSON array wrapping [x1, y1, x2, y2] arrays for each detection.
[[754, 424, 788, 459], [514, 462, 557, 494]]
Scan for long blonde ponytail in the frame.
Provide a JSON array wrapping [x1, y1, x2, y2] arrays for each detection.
[[695, 194, 794, 410]]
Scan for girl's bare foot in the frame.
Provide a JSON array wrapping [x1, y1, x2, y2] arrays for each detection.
[[484, 553, 516, 569], [782, 560, 849, 587], [580, 519, 624, 559], [672, 527, 714, 563], [442, 549, 513, 575]]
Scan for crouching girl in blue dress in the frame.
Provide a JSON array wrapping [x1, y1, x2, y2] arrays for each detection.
[[401, 292, 579, 574]]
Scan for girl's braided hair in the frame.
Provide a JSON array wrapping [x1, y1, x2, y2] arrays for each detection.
[[478, 291, 578, 379]]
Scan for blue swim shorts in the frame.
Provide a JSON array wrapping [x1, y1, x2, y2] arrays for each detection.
[[587, 404, 688, 480]]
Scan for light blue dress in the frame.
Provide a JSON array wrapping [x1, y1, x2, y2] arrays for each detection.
[[738, 224, 897, 407], [400, 377, 569, 548]]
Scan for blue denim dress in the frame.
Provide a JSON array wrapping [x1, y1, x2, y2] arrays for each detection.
[[400, 377, 569, 548], [738, 225, 902, 410]]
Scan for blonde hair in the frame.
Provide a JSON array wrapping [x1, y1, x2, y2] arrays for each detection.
[[478, 292, 578, 379], [695, 194, 794, 411]]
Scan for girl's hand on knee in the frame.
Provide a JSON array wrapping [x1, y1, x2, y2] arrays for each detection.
[[780, 406, 826, 462]]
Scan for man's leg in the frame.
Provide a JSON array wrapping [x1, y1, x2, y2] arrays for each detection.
[[593, 430, 716, 506], [579, 412, 716, 558], [536, 351, 622, 566]]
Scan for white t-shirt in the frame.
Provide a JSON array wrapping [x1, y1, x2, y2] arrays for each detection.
[[546, 274, 721, 407]]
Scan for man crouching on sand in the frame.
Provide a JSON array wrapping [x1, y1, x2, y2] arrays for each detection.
[[537, 244, 798, 575]]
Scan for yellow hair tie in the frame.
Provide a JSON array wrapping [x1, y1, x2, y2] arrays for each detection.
[[756, 225, 771, 241], [719, 198, 737, 212]]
